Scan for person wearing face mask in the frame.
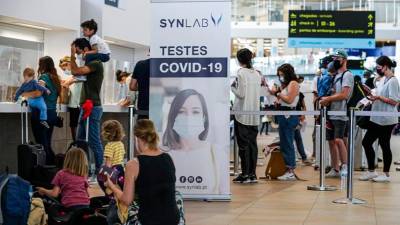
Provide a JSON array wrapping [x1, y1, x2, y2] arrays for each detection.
[[60, 56, 82, 141], [359, 56, 399, 183], [270, 64, 300, 181], [162, 89, 221, 194], [230, 48, 261, 184], [320, 50, 354, 178], [106, 119, 181, 225]]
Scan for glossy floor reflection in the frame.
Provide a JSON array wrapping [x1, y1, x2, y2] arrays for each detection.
[[184, 133, 400, 225]]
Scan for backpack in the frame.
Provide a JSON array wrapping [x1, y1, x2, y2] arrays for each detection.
[[335, 71, 367, 109], [264, 149, 286, 179], [317, 73, 333, 97], [0, 173, 31, 225]]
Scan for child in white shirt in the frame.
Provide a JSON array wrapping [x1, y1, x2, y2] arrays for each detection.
[[81, 19, 111, 63]]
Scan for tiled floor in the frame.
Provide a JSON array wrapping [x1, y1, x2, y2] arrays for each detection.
[[88, 129, 400, 225], [184, 133, 400, 225], [185, 166, 400, 225]]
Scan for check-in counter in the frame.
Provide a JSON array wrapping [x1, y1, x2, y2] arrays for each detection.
[[0, 103, 131, 173]]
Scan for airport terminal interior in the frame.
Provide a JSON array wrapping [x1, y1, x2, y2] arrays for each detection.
[[1, 0, 400, 225]]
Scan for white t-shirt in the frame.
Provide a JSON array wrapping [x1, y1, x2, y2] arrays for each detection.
[[312, 76, 319, 93], [88, 34, 111, 54]]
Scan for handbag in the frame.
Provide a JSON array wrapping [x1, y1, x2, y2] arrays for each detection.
[[356, 104, 371, 129]]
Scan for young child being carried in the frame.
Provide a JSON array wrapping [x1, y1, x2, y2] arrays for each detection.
[[14, 67, 50, 128], [37, 148, 90, 211], [80, 19, 111, 63]]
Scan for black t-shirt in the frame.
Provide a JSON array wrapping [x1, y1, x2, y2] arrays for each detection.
[[80, 60, 104, 106], [132, 59, 150, 110]]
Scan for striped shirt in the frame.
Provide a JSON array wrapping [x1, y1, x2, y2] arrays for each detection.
[[104, 141, 125, 166]]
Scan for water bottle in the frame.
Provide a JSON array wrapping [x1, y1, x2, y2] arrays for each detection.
[[29, 185, 33, 199], [340, 164, 348, 191]]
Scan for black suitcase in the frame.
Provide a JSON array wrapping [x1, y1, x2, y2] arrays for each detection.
[[55, 117, 91, 170], [17, 101, 47, 181]]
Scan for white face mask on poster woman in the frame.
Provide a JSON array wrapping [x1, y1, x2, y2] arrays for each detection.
[[173, 114, 204, 140]]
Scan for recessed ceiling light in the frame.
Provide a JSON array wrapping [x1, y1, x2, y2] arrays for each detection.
[[14, 23, 51, 30]]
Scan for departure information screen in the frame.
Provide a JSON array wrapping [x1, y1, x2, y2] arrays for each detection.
[[288, 10, 375, 49]]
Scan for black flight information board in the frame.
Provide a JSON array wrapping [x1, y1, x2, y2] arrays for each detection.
[[288, 10, 375, 49]]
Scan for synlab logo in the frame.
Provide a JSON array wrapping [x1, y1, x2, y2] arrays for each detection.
[[211, 13, 223, 26], [160, 13, 223, 29]]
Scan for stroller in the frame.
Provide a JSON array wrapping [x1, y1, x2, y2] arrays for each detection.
[[34, 193, 109, 225]]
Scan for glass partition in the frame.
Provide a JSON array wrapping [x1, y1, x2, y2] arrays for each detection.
[[0, 37, 43, 102], [102, 59, 135, 105]]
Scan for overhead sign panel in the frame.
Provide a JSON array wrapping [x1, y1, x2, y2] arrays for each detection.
[[288, 10, 375, 49]]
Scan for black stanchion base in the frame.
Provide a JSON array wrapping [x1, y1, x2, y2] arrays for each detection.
[[332, 197, 366, 204], [307, 185, 337, 191]]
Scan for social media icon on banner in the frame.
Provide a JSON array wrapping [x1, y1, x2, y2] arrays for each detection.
[[196, 176, 203, 183], [180, 176, 187, 183], [188, 176, 195, 183]]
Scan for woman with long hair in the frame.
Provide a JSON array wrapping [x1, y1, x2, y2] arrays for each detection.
[[161, 89, 221, 194], [28, 56, 61, 164], [272, 63, 300, 181], [359, 56, 399, 182]]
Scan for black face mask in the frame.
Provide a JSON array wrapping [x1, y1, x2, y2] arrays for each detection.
[[376, 68, 385, 76], [333, 60, 342, 70], [279, 76, 285, 84]]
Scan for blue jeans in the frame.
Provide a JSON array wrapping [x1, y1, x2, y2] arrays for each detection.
[[28, 97, 47, 121], [294, 126, 307, 160], [85, 53, 110, 63], [77, 106, 103, 171], [277, 115, 299, 169]]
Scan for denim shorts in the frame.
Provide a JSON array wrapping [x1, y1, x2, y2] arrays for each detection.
[[326, 120, 347, 141]]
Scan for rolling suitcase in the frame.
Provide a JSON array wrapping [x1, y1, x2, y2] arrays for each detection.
[[17, 101, 46, 182], [56, 117, 91, 171]]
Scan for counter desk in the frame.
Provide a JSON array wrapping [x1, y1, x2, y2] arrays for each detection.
[[0, 103, 131, 173]]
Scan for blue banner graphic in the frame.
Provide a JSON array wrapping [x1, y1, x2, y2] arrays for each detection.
[[288, 38, 375, 49], [150, 57, 228, 78]]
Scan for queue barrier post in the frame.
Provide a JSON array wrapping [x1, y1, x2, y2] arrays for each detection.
[[308, 107, 337, 191], [128, 105, 136, 161], [333, 108, 366, 204], [230, 120, 240, 176]]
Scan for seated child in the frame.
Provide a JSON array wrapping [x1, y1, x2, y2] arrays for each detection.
[[81, 19, 111, 63], [14, 68, 50, 128], [98, 120, 126, 196], [37, 148, 90, 211]]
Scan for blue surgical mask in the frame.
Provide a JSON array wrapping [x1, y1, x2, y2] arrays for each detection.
[[64, 70, 71, 76], [173, 114, 204, 139]]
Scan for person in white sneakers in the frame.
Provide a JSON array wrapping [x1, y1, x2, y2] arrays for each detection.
[[270, 64, 300, 181], [359, 56, 399, 183]]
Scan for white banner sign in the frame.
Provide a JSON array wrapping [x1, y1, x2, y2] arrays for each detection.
[[150, 0, 231, 200]]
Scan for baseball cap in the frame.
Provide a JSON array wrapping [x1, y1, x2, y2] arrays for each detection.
[[332, 49, 348, 59]]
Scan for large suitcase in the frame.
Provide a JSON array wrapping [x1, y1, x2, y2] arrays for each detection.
[[55, 117, 91, 171], [17, 101, 47, 181]]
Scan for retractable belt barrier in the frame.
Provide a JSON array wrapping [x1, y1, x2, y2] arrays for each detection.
[[126, 107, 398, 204], [230, 109, 400, 205]]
